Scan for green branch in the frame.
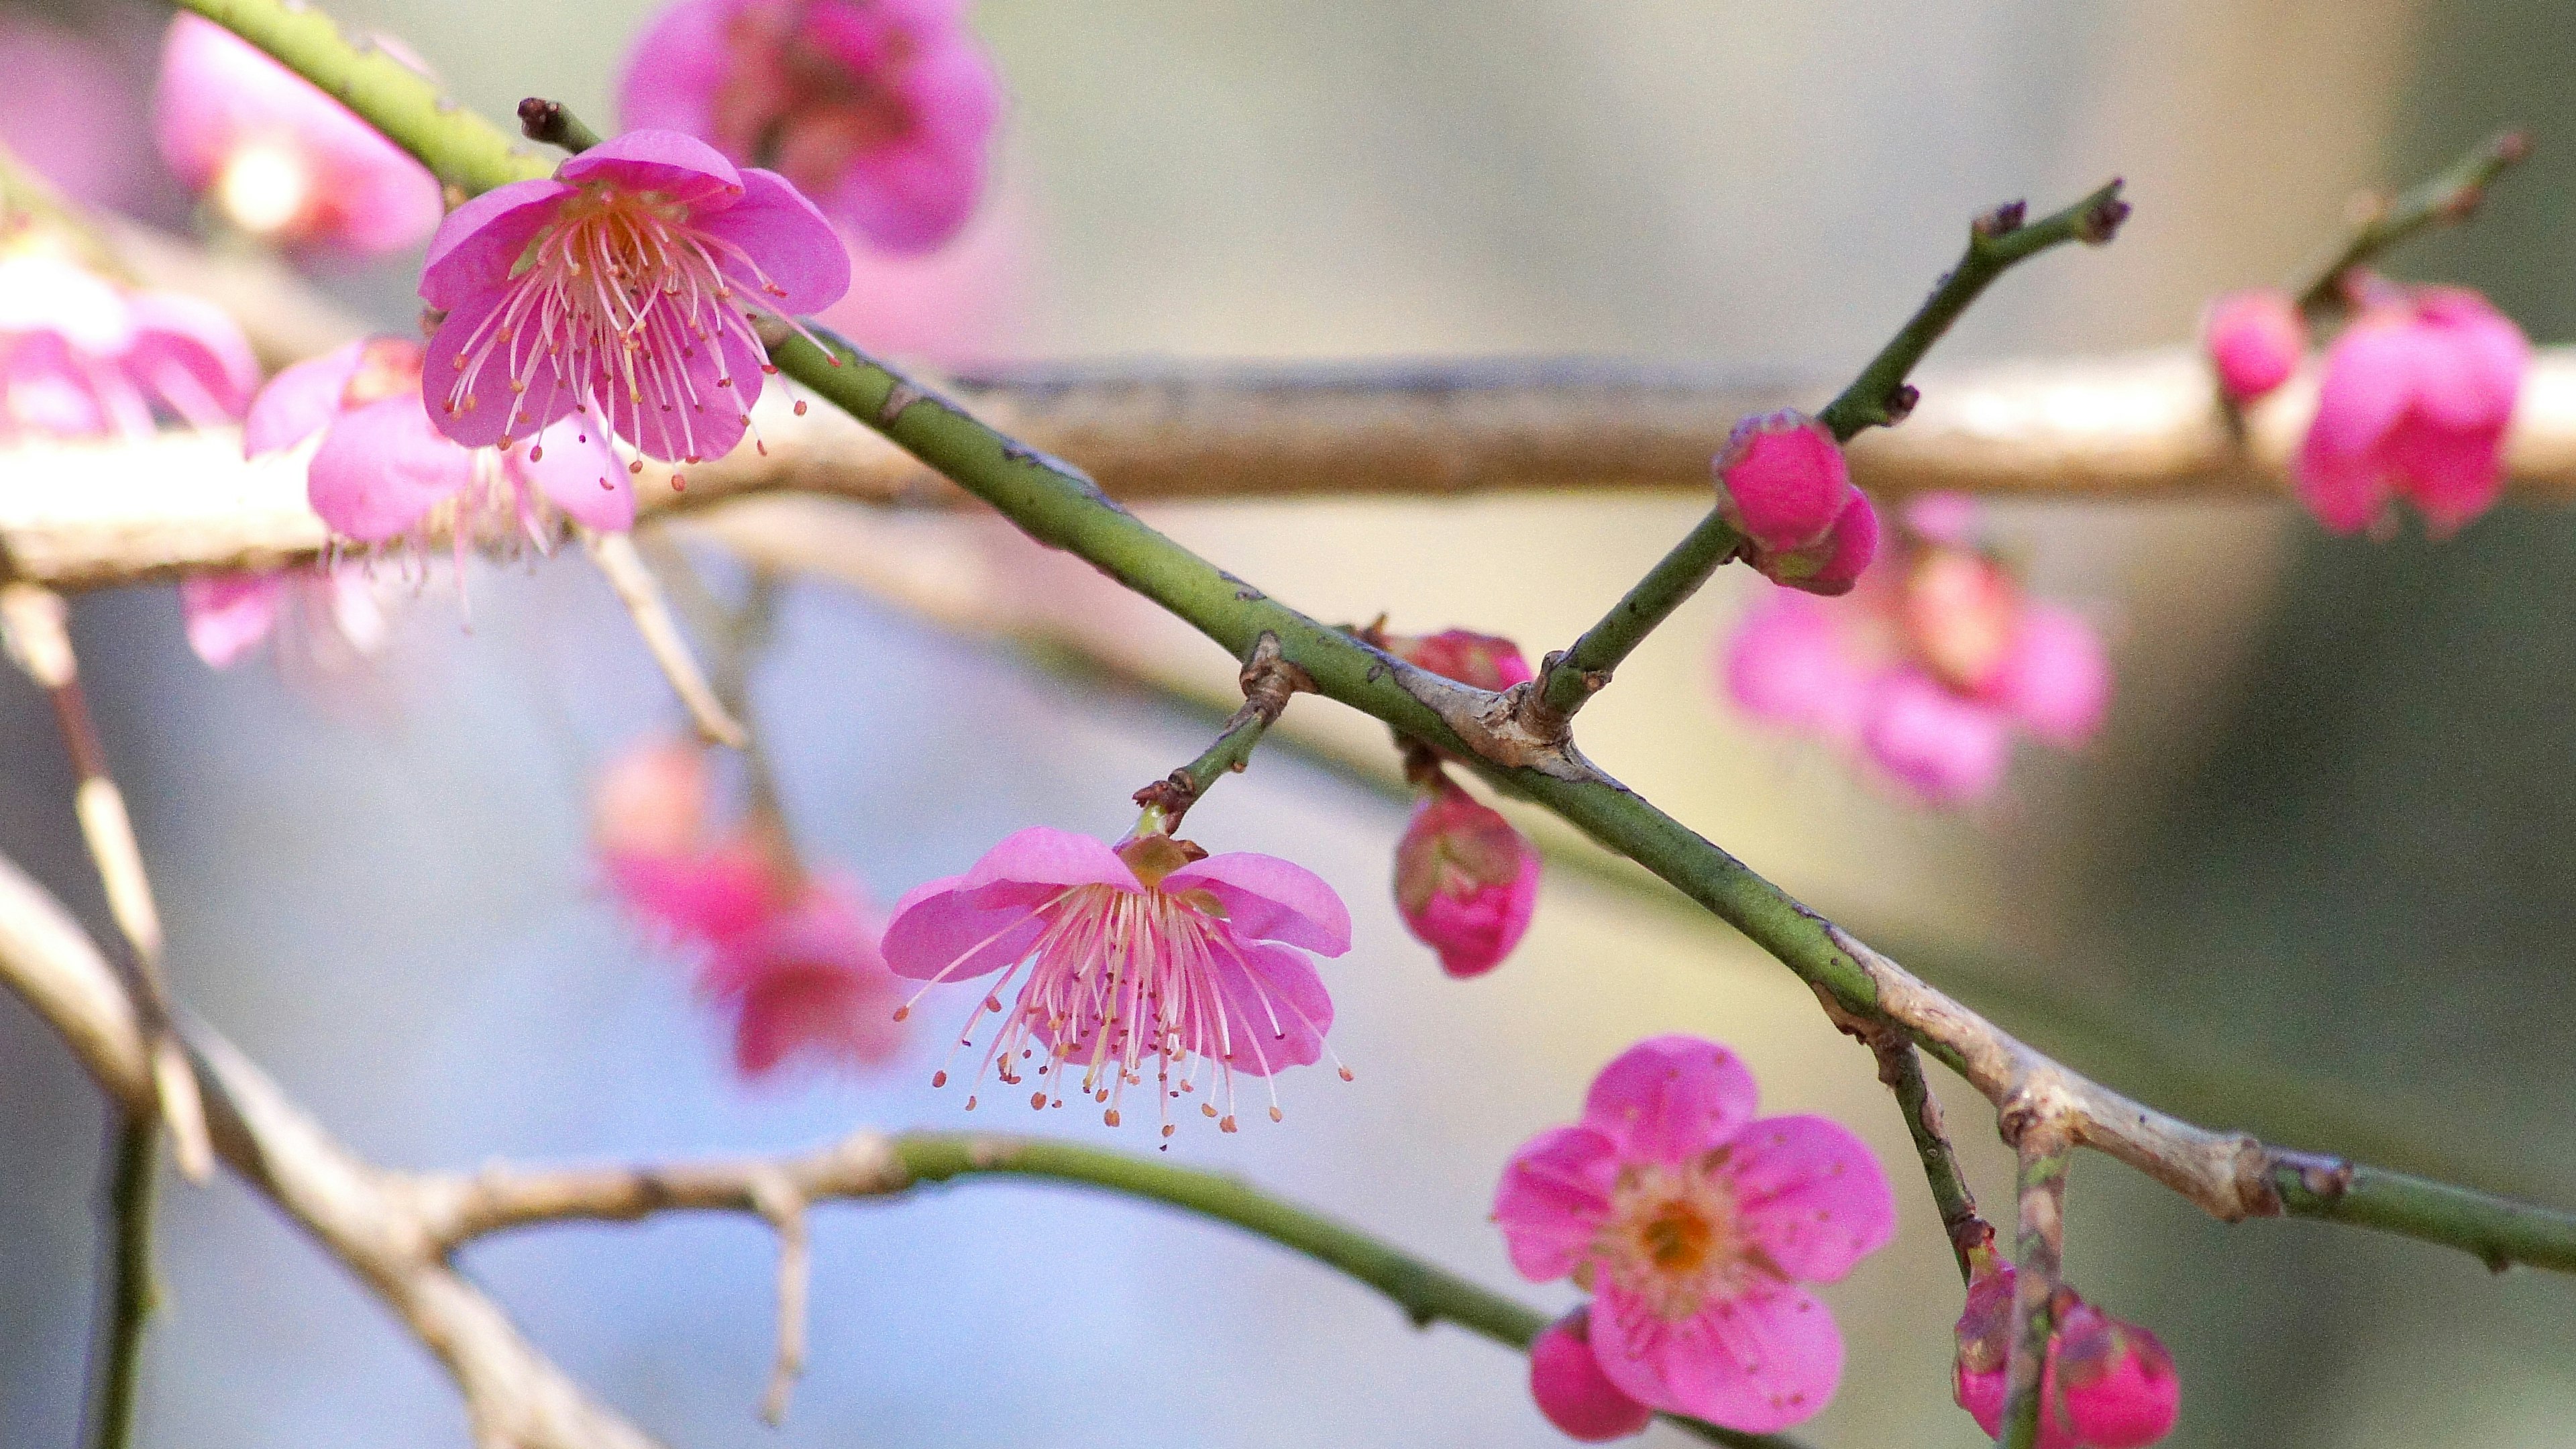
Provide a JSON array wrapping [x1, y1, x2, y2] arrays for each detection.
[[186, 0, 2576, 1287], [80, 1112, 159, 1449], [2291, 130, 2530, 316], [1534, 181, 2128, 721]]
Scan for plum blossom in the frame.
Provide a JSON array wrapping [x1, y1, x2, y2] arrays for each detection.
[[2293, 278, 2528, 538], [248, 334, 631, 545], [1529, 1307, 1654, 1442], [1721, 493, 2109, 805], [619, 0, 1001, 254], [1383, 627, 1534, 692], [1393, 776, 1540, 979], [178, 568, 389, 671], [594, 737, 906, 1079], [1715, 411, 1878, 596], [1953, 1265, 2180, 1448], [0, 252, 257, 443], [2200, 288, 2306, 404], [0, 15, 162, 215], [417, 129, 850, 469], [880, 824, 1351, 1136], [1495, 1036, 1895, 1434], [154, 15, 442, 255]]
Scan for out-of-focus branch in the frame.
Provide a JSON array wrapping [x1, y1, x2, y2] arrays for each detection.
[[1996, 1130, 2072, 1449], [2292, 131, 2530, 315]]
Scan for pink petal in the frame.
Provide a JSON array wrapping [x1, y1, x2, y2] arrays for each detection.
[[698, 168, 854, 315], [122, 291, 259, 425], [1529, 1309, 1654, 1442], [1771, 488, 1878, 597], [2290, 424, 2391, 535], [1163, 852, 1352, 956], [244, 339, 368, 455], [1581, 1035, 1760, 1166], [2200, 288, 2305, 402], [2305, 319, 2418, 464], [306, 396, 474, 541], [1724, 1114, 1897, 1283], [957, 826, 1140, 895], [419, 177, 573, 311], [421, 285, 578, 449], [2385, 418, 2506, 538], [1492, 1123, 1621, 1282], [178, 571, 284, 668], [614, 0, 729, 137], [510, 411, 633, 531], [1592, 1284, 1844, 1434], [1992, 604, 2110, 748], [1860, 671, 2013, 804], [600, 317, 762, 464], [1721, 590, 1876, 745], [878, 877, 1047, 983], [1203, 936, 1333, 1077], [559, 127, 745, 209], [2412, 289, 2528, 431], [607, 846, 775, 947], [826, 39, 1000, 252]]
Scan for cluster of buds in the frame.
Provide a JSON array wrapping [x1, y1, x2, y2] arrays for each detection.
[[1953, 1264, 2181, 1448], [1715, 409, 1878, 595], [1377, 628, 1544, 977]]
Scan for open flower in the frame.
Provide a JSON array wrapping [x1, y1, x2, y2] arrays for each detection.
[[1495, 1036, 1896, 1434], [1394, 777, 1540, 978], [594, 737, 906, 1079], [0, 252, 257, 442], [619, 0, 1001, 254], [1953, 1265, 2180, 1448], [250, 334, 630, 543], [179, 567, 390, 671], [881, 825, 1351, 1136], [154, 14, 443, 255], [1715, 411, 1878, 596], [2294, 279, 2527, 538], [418, 128, 849, 467], [1720, 494, 2108, 805]]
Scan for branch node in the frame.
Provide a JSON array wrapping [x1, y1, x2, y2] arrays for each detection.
[[749, 1169, 812, 1428]]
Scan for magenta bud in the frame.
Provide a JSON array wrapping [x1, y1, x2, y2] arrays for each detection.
[[1529, 1307, 1653, 1442], [1394, 780, 1541, 977], [2201, 288, 2306, 403], [1385, 627, 1535, 692], [2052, 1302, 2180, 1449], [1715, 409, 1851, 555]]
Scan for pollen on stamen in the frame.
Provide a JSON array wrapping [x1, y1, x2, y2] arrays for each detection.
[[893, 1006, 910, 1021], [1220, 1115, 1238, 1133], [1269, 1106, 1285, 1123], [1104, 1108, 1120, 1126], [793, 400, 808, 415], [930, 1069, 945, 1086]]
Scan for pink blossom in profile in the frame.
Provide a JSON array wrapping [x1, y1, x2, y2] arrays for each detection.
[[1715, 410, 1878, 596], [1717, 494, 2110, 806], [178, 567, 389, 670], [1954, 1266, 2180, 1448], [1393, 777, 1540, 979], [1382, 627, 1534, 692], [618, 0, 1002, 254], [1529, 1307, 1653, 1442], [880, 825, 1352, 1136], [154, 14, 443, 255], [2294, 280, 2527, 538], [419, 128, 850, 467], [1494, 1036, 1896, 1434], [702, 873, 906, 1077], [0, 253, 258, 442], [2200, 288, 2305, 404], [248, 334, 631, 544]]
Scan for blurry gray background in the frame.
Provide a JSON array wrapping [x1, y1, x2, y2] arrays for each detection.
[[4, 1, 2575, 1446]]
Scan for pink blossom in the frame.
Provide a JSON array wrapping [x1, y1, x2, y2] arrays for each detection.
[[1383, 627, 1534, 692], [1393, 778, 1540, 978], [2200, 288, 2305, 404], [619, 0, 1001, 254], [178, 567, 388, 670], [702, 874, 906, 1077], [0, 15, 160, 215], [1954, 1267, 2180, 1449], [154, 15, 442, 255], [1494, 1036, 1896, 1433], [248, 335, 631, 543], [1529, 1307, 1654, 1442], [0, 254, 258, 443], [1715, 411, 1878, 596], [1718, 495, 2109, 805], [418, 128, 850, 467], [881, 825, 1351, 1134], [2294, 282, 2527, 537]]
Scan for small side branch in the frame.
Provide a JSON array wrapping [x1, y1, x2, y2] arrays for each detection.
[[1996, 1127, 2072, 1449], [586, 532, 749, 749], [517, 97, 602, 155], [2292, 131, 2530, 315], [1866, 1032, 1992, 1283], [78, 1114, 158, 1449], [747, 1171, 810, 1426], [1132, 632, 1311, 828]]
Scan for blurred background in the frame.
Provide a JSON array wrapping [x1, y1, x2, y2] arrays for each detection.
[[3, 0, 2574, 1445]]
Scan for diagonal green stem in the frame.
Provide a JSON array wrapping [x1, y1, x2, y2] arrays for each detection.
[[2290, 130, 2529, 316], [1534, 181, 2129, 720]]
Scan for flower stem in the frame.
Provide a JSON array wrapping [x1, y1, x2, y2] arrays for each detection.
[[1870, 1036, 1991, 1284], [2291, 130, 2530, 317], [1995, 1129, 2071, 1449], [1532, 180, 2129, 721], [517, 97, 601, 154], [79, 1112, 158, 1449]]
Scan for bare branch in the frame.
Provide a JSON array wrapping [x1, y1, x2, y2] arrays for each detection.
[[584, 532, 749, 749]]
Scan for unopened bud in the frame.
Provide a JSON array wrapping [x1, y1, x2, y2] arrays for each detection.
[[1385, 628, 1534, 692], [1394, 779, 1541, 978], [2200, 288, 2306, 403], [1529, 1306, 1652, 1442]]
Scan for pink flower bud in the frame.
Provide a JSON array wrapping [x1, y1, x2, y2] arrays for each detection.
[[592, 737, 714, 860], [2052, 1301, 2180, 1449], [1717, 410, 1851, 554], [2294, 281, 2527, 538], [1386, 628, 1534, 692], [2201, 288, 2306, 403], [1394, 780, 1540, 978], [1529, 1307, 1654, 1442]]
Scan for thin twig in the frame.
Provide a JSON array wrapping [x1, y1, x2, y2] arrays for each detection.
[[746, 1170, 810, 1426], [1132, 632, 1312, 828], [2291, 130, 2530, 315], [585, 532, 749, 749], [517, 97, 602, 155], [1865, 1034, 1992, 1284]]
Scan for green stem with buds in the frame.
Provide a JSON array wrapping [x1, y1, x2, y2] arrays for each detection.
[[2291, 130, 2530, 316]]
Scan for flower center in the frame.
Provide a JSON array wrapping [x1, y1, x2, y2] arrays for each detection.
[[715, 3, 919, 193], [1589, 1159, 1757, 1322]]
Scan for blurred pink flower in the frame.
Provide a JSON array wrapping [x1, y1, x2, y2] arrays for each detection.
[[2200, 288, 2305, 404], [815, 181, 1034, 363], [1719, 494, 2110, 806], [1715, 411, 1877, 596], [618, 0, 1001, 254], [248, 335, 631, 543], [593, 737, 906, 1080], [1393, 777, 1540, 978], [1493, 1036, 1895, 1434], [2294, 280, 2526, 538], [1381, 627, 1534, 692], [1529, 1307, 1654, 1442], [178, 567, 388, 670], [154, 14, 442, 255], [0, 15, 160, 215], [1954, 1266, 2180, 1449], [420, 129, 848, 466], [881, 825, 1350, 1134], [0, 253, 257, 442]]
